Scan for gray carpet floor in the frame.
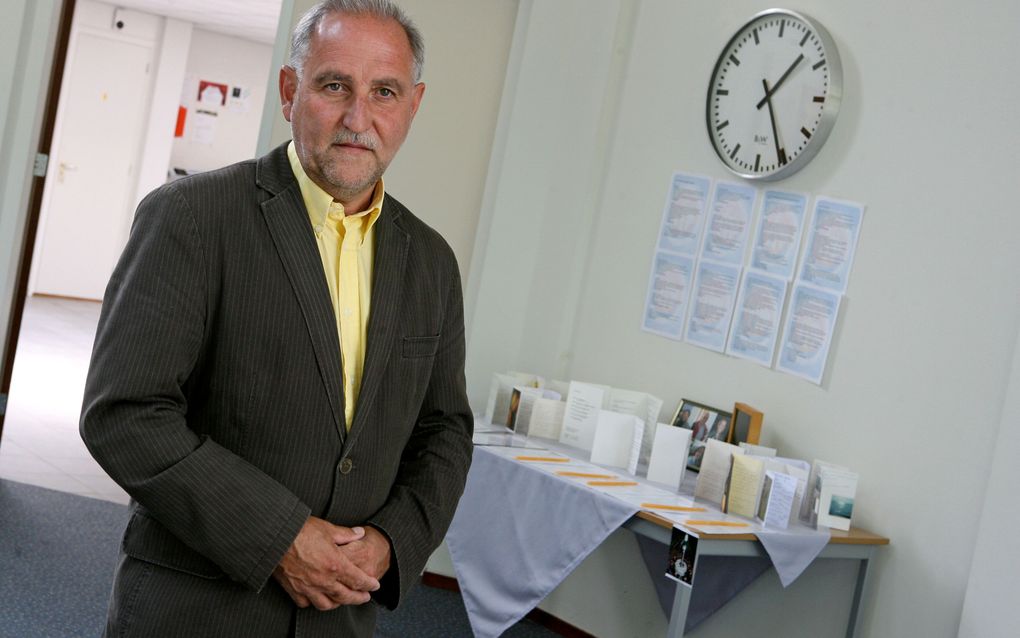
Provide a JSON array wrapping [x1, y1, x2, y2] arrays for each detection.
[[0, 479, 559, 638]]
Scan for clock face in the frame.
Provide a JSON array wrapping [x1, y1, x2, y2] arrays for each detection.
[[706, 10, 842, 180]]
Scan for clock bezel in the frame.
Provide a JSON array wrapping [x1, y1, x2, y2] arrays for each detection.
[[705, 8, 843, 181]]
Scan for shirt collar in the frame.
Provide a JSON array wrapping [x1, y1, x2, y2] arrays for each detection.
[[287, 141, 384, 231]]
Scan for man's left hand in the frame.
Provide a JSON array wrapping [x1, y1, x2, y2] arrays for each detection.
[[338, 525, 391, 581]]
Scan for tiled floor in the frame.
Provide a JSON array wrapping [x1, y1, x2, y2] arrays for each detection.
[[0, 295, 129, 504]]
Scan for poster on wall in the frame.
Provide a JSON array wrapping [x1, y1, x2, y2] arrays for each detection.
[[228, 86, 252, 113], [749, 189, 809, 279], [726, 270, 787, 367], [775, 283, 841, 384], [798, 198, 865, 293], [684, 260, 741, 352], [191, 109, 218, 145], [642, 251, 695, 339], [699, 180, 757, 265], [198, 80, 229, 107], [657, 172, 713, 256]]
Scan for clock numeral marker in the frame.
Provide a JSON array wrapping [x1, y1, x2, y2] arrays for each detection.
[[799, 32, 810, 47], [800, 127, 812, 139], [716, 89, 729, 96], [754, 154, 761, 172], [779, 20, 785, 37], [753, 28, 759, 45], [778, 148, 787, 165], [716, 120, 730, 132], [729, 54, 740, 66], [730, 144, 741, 160], [813, 95, 825, 103], [812, 58, 826, 71]]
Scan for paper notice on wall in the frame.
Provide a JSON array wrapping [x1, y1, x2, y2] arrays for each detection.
[[775, 283, 841, 384], [198, 80, 228, 107], [798, 197, 865, 293], [642, 251, 694, 340], [750, 189, 809, 279], [726, 270, 787, 367], [700, 180, 757, 265], [191, 109, 218, 145], [228, 86, 252, 113], [685, 260, 741, 353], [657, 172, 713, 256]]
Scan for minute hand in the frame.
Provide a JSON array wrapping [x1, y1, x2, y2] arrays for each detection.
[[756, 54, 804, 109]]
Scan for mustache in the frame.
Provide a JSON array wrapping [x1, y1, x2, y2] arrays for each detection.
[[332, 130, 378, 150]]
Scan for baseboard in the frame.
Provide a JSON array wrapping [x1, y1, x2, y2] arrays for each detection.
[[421, 572, 596, 638]]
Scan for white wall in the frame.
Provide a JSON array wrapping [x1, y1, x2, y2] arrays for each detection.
[[466, 0, 1020, 636], [264, 0, 518, 280], [169, 28, 273, 173], [959, 321, 1020, 638], [136, 18, 193, 206]]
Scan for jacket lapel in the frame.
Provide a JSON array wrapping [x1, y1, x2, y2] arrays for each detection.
[[257, 146, 346, 443], [344, 198, 409, 453]]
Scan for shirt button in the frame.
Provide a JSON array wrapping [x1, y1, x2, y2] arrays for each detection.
[[343, 308, 353, 318], [339, 458, 353, 475]]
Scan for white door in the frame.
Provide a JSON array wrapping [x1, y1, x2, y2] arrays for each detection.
[[32, 31, 153, 300]]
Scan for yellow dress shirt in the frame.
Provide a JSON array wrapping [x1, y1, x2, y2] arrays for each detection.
[[287, 142, 382, 429]]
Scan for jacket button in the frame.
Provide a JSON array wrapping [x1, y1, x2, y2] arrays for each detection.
[[339, 458, 353, 475]]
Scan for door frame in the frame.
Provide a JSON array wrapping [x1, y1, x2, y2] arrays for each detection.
[[0, 0, 76, 439]]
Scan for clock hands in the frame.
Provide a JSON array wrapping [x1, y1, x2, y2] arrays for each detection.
[[761, 79, 787, 166], [756, 53, 804, 109]]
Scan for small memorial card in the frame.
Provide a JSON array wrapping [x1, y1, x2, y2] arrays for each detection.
[[756, 471, 797, 529], [589, 410, 644, 474], [694, 439, 744, 507], [646, 423, 693, 490], [666, 526, 700, 588], [559, 381, 608, 451]]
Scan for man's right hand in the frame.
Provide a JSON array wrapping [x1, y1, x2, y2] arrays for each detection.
[[272, 516, 380, 610]]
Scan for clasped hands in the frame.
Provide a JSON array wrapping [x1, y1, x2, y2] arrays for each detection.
[[273, 516, 391, 611]]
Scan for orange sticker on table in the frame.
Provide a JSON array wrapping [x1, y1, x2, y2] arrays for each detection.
[[514, 456, 570, 462], [640, 503, 707, 512], [587, 480, 639, 487], [684, 520, 750, 528], [556, 471, 616, 479]]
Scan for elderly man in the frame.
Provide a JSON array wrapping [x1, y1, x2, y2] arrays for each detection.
[[80, 1, 473, 636]]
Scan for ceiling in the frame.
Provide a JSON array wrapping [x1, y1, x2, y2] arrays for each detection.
[[112, 0, 283, 44]]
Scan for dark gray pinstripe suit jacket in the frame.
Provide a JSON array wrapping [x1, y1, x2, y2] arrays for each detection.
[[80, 142, 474, 637]]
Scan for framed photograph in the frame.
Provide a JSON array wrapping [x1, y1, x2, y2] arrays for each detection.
[[671, 399, 732, 471], [729, 402, 763, 446]]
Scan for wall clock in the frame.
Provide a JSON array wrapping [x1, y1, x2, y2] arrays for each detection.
[[706, 9, 842, 181]]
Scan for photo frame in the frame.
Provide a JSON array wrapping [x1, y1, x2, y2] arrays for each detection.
[[671, 399, 732, 471], [729, 402, 763, 446]]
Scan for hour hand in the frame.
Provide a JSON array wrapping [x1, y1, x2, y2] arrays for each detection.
[[756, 53, 804, 109]]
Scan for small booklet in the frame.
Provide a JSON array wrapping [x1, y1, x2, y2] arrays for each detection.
[[738, 442, 777, 457], [527, 398, 566, 440], [694, 439, 743, 507], [589, 410, 644, 475], [816, 465, 858, 531], [801, 459, 858, 530], [483, 371, 544, 425], [724, 454, 764, 519], [646, 423, 692, 490], [756, 471, 798, 529]]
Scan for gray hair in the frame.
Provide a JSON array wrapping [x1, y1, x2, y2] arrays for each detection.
[[289, 0, 424, 83]]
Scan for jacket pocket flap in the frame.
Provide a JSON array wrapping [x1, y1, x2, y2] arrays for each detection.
[[402, 335, 440, 358]]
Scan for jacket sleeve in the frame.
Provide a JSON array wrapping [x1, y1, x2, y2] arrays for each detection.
[[366, 254, 474, 608], [80, 184, 308, 591]]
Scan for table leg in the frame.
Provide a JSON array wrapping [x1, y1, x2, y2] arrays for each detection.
[[665, 579, 692, 638], [845, 550, 875, 638]]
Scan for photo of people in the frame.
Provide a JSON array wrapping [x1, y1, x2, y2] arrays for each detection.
[[666, 527, 699, 587], [671, 399, 731, 471]]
